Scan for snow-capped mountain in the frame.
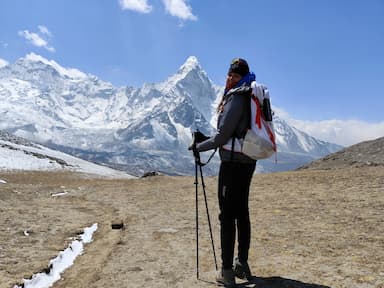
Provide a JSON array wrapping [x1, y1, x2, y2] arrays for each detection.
[[0, 53, 342, 176], [0, 130, 135, 178]]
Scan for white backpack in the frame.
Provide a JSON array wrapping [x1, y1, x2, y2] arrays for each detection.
[[223, 81, 277, 160]]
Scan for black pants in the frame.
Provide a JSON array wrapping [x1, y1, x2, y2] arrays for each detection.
[[218, 161, 256, 269]]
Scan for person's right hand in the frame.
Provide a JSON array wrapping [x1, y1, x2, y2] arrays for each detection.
[[193, 131, 209, 143]]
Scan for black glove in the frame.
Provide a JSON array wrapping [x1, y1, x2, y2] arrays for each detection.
[[193, 131, 210, 144], [189, 131, 209, 164], [188, 143, 200, 160]]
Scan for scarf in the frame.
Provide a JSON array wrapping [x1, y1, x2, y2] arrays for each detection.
[[224, 72, 256, 95]]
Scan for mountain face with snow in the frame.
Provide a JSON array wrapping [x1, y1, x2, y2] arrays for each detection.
[[0, 53, 342, 176], [0, 130, 135, 178]]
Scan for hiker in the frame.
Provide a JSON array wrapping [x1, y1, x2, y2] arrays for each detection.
[[190, 58, 256, 287]]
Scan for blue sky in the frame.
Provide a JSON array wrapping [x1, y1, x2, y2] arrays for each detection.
[[0, 0, 383, 145]]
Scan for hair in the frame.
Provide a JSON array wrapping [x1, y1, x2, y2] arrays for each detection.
[[217, 96, 225, 113]]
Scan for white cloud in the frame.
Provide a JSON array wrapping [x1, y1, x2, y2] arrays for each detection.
[[0, 58, 9, 68], [275, 107, 384, 147], [38, 25, 53, 37], [162, 0, 197, 21], [18, 30, 47, 46], [118, 0, 197, 22], [0, 41, 9, 48], [118, 0, 152, 13], [292, 119, 384, 147], [18, 27, 55, 52]]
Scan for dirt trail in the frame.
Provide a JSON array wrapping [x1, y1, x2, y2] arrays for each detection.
[[0, 167, 383, 288]]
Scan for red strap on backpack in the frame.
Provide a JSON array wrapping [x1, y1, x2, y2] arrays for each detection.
[[253, 95, 276, 152], [252, 95, 262, 129]]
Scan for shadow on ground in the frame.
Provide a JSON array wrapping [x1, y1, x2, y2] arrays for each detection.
[[237, 276, 331, 288], [198, 276, 331, 288]]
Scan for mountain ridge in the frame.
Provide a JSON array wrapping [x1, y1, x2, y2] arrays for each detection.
[[0, 53, 342, 176]]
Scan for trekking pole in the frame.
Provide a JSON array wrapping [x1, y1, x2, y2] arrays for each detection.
[[191, 131, 218, 279], [198, 163, 218, 272], [194, 155, 200, 279]]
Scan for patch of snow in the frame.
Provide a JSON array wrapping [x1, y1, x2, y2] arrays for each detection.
[[51, 192, 68, 197], [14, 223, 98, 288], [0, 138, 136, 179], [158, 228, 178, 233]]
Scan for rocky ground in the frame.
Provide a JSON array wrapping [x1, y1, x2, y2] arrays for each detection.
[[0, 166, 383, 288], [299, 137, 384, 170]]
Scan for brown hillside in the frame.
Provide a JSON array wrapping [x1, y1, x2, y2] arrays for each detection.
[[299, 137, 384, 170]]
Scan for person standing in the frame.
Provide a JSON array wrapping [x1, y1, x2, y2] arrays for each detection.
[[190, 58, 256, 287]]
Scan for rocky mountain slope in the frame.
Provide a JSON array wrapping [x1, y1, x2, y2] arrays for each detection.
[[299, 136, 384, 170]]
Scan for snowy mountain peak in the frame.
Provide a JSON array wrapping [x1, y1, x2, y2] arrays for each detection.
[[178, 56, 201, 73], [20, 52, 87, 79], [161, 55, 214, 100], [24, 52, 53, 63]]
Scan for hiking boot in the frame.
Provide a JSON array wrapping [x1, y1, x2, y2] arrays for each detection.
[[216, 268, 236, 287], [233, 257, 252, 280]]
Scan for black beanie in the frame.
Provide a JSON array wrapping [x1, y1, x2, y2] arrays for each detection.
[[228, 58, 249, 77]]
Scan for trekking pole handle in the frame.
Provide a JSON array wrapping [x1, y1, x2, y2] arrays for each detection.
[[190, 132, 202, 165]]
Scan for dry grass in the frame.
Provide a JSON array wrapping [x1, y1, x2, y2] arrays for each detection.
[[0, 167, 383, 288]]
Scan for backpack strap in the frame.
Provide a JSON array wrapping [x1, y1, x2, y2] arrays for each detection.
[[229, 87, 252, 161], [230, 136, 235, 161]]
